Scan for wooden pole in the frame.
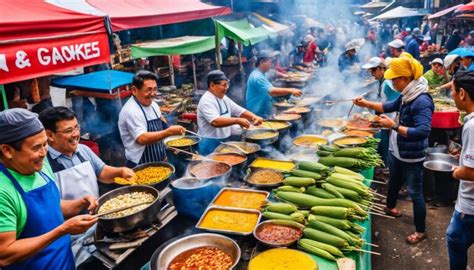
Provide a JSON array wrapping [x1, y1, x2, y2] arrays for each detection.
[[238, 42, 243, 72], [214, 21, 221, 70], [0, 85, 8, 110], [168, 55, 175, 86], [192, 54, 197, 91]]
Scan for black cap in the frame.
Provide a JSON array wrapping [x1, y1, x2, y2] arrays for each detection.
[[257, 50, 280, 59], [0, 108, 44, 144], [207, 70, 228, 86]]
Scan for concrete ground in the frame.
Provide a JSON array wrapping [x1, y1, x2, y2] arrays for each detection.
[[371, 179, 474, 270]]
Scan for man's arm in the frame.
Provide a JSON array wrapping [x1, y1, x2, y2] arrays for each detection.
[[60, 197, 97, 218], [453, 166, 474, 181], [0, 215, 96, 267], [269, 87, 302, 97], [98, 166, 135, 184]]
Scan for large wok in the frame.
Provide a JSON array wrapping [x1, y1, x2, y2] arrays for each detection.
[[133, 162, 175, 190], [96, 185, 170, 233]]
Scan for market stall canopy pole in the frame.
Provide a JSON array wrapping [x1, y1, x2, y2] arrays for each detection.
[[0, 85, 8, 110], [0, 0, 110, 85], [52, 0, 231, 32]]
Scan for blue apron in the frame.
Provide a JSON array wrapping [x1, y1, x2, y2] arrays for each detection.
[[198, 96, 231, 156], [133, 97, 168, 165], [0, 164, 75, 270]]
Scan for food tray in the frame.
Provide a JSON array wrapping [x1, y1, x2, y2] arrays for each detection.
[[249, 157, 296, 172], [196, 206, 262, 236], [209, 188, 269, 210]]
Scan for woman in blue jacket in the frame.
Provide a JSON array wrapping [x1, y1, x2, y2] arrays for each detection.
[[354, 55, 434, 245]]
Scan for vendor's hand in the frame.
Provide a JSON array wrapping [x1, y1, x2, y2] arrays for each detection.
[[166, 125, 185, 136], [236, 118, 251, 129], [61, 215, 98, 235], [120, 167, 135, 180], [81, 195, 98, 213], [452, 166, 461, 179], [251, 116, 264, 126], [353, 97, 367, 107], [378, 114, 396, 129], [290, 88, 303, 97]]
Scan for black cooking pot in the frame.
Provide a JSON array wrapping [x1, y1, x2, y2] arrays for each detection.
[[133, 162, 175, 190], [96, 185, 170, 233]]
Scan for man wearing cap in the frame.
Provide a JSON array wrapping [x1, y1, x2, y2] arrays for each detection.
[[338, 43, 360, 71], [406, 28, 424, 60], [0, 108, 98, 269], [354, 55, 434, 244], [289, 41, 307, 67], [387, 39, 405, 58], [423, 58, 449, 91], [118, 70, 186, 167], [245, 50, 302, 118], [197, 70, 263, 155], [437, 54, 461, 93]]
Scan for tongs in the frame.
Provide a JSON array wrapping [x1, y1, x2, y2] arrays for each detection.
[[323, 99, 353, 106], [347, 90, 373, 118]]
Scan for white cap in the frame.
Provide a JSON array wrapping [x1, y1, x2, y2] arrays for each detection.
[[388, 39, 405, 49], [443, 54, 460, 69], [362, 57, 385, 69], [429, 58, 443, 66], [345, 42, 357, 51]]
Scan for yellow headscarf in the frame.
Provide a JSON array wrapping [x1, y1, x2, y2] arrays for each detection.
[[384, 54, 424, 80]]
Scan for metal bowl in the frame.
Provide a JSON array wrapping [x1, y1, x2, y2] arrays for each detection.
[[133, 162, 175, 190], [96, 185, 165, 233], [424, 153, 458, 172], [253, 220, 305, 248], [214, 141, 261, 155], [208, 152, 248, 167], [273, 113, 302, 123], [187, 160, 232, 181], [425, 145, 448, 155], [258, 120, 292, 133], [332, 135, 367, 148], [154, 233, 241, 270], [243, 128, 279, 146], [292, 135, 328, 148], [164, 135, 201, 149], [244, 168, 284, 189]]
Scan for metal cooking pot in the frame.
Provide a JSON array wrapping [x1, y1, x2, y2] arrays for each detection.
[[164, 135, 201, 150], [153, 233, 241, 270], [425, 144, 448, 155], [208, 152, 248, 181], [133, 162, 175, 190], [243, 128, 279, 146], [424, 153, 458, 172], [96, 185, 169, 233]]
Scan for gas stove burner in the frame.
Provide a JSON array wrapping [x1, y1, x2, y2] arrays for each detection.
[[90, 187, 177, 269]]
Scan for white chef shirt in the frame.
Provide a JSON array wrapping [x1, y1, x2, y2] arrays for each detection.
[[197, 91, 246, 139], [118, 97, 163, 163]]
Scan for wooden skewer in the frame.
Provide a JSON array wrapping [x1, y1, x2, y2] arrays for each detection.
[[368, 190, 387, 199], [369, 211, 395, 219], [364, 242, 379, 248], [343, 248, 381, 256], [166, 146, 214, 162], [369, 179, 387, 185], [368, 208, 386, 215]]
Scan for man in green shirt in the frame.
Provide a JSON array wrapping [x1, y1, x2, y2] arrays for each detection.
[[0, 108, 97, 269], [424, 58, 449, 94]]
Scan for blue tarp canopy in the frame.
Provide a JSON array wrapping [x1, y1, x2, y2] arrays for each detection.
[[51, 70, 134, 93], [449, 47, 474, 58]]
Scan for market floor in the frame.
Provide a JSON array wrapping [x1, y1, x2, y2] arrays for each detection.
[[371, 198, 474, 270]]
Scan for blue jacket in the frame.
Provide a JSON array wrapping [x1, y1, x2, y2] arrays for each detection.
[[383, 93, 434, 159], [406, 39, 420, 60]]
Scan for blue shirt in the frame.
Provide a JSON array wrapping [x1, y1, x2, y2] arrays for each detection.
[[383, 80, 400, 102], [48, 144, 105, 176], [406, 39, 420, 60], [338, 53, 359, 71], [246, 69, 274, 118]]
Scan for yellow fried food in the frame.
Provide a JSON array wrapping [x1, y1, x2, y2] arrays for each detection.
[[248, 248, 317, 270], [166, 137, 195, 147]]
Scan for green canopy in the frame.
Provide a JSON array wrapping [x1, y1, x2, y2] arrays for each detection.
[[131, 35, 215, 58], [216, 19, 277, 46]]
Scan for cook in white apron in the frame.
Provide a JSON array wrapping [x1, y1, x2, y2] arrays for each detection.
[[46, 151, 98, 266]]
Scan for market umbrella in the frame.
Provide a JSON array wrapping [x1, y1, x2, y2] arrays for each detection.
[[448, 47, 474, 58], [453, 2, 474, 19], [51, 70, 134, 93]]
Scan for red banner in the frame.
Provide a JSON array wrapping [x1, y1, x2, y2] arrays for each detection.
[[0, 33, 110, 84]]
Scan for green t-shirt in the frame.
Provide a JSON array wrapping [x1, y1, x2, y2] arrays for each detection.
[[0, 160, 54, 237], [423, 69, 449, 90]]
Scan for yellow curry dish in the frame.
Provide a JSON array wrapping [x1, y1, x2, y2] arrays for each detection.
[[213, 189, 268, 210], [250, 158, 296, 172], [248, 248, 317, 270], [293, 136, 328, 147], [165, 137, 196, 147], [333, 136, 367, 146], [198, 208, 260, 234]]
